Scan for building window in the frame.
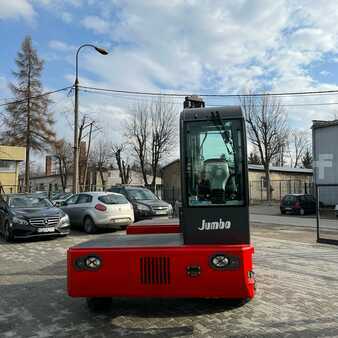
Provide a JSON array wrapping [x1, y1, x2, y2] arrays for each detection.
[[0, 160, 16, 173]]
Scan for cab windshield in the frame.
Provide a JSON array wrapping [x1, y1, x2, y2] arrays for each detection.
[[185, 118, 245, 206]]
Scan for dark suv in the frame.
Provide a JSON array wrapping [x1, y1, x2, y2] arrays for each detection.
[[280, 194, 316, 215], [108, 186, 173, 221]]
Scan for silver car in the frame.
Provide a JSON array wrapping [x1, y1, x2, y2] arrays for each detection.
[[61, 192, 134, 233]]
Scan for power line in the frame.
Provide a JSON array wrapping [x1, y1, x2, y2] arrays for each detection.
[[81, 88, 338, 108], [0, 86, 73, 108], [79, 85, 338, 98]]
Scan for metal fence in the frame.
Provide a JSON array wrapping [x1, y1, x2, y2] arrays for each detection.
[[316, 184, 338, 245], [159, 180, 314, 207], [0, 184, 107, 197], [249, 180, 314, 203]]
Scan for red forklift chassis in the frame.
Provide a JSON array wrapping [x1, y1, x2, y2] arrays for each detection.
[[67, 233, 255, 299], [68, 103, 256, 305]]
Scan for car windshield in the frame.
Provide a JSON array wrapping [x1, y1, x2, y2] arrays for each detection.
[[126, 188, 157, 200], [8, 196, 53, 209], [98, 194, 128, 205]]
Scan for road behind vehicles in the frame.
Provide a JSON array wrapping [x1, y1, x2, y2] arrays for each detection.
[[60, 192, 134, 234], [280, 193, 316, 215], [0, 194, 70, 241], [108, 185, 173, 220]]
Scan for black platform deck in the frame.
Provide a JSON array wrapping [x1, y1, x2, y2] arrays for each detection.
[[72, 233, 184, 249]]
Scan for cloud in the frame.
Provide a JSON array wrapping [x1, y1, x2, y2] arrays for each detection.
[[0, 0, 35, 20], [81, 15, 110, 34], [61, 11, 72, 23], [49, 40, 75, 52], [20, 1, 338, 142]]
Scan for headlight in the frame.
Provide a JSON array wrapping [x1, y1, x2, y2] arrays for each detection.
[[85, 256, 101, 269], [59, 214, 69, 226], [211, 255, 230, 268], [135, 203, 150, 211], [210, 254, 240, 270], [12, 216, 28, 225]]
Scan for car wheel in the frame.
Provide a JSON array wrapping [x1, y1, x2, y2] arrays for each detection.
[[4, 222, 13, 242], [83, 216, 97, 234], [280, 209, 286, 215], [86, 297, 112, 311], [299, 208, 305, 216]]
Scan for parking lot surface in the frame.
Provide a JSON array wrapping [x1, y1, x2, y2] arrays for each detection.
[[1, 224, 338, 338]]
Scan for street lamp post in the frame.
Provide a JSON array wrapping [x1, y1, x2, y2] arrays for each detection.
[[73, 44, 108, 193]]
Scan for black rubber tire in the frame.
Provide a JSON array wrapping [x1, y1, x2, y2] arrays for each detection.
[[4, 222, 13, 242], [280, 209, 286, 215], [83, 216, 97, 234], [86, 297, 112, 311]]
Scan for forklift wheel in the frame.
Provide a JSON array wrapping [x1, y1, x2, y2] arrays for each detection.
[[86, 297, 112, 311]]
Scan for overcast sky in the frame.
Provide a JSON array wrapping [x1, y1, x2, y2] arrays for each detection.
[[1, 0, 338, 152]]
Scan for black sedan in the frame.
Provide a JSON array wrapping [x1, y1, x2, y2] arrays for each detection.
[[0, 194, 70, 242]]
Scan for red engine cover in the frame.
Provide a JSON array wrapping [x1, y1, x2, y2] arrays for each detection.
[[68, 236, 255, 300]]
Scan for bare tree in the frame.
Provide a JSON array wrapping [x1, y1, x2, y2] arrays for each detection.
[[240, 94, 288, 201], [248, 151, 261, 165], [302, 147, 312, 169], [3, 36, 55, 191], [90, 141, 111, 190], [125, 103, 149, 185], [112, 144, 131, 184], [53, 139, 73, 191], [126, 97, 177, 190], [287, 130, 309, 168], [149, 98, 177, 190]]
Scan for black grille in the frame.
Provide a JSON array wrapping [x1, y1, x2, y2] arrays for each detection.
[[140, 256, 170, 285]]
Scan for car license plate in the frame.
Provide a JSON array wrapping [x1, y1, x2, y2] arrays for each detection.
[[155, 210, 167, 215], [114, 218, 129, 223], [37, 227, 55, 233]]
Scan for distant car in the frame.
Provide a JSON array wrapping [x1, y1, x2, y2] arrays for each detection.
[[0, 194, 70, 242], [31, 191, 49, 199], [280, 194, 316, 216], [60, 192, 134, 233], [107, 185, 173, 221], [51, 192, 73, 207], [335, 205, 338, 217]]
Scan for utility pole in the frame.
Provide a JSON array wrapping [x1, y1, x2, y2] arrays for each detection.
[[83, 121, 94, 191], [73, 75, 79, 193], [72, 44, 108, 194]]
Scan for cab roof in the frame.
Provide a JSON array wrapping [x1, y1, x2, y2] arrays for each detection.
[[180, 106, 243, 121]]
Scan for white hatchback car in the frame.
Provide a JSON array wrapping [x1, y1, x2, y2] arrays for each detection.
[[61, 192, 134, 233]]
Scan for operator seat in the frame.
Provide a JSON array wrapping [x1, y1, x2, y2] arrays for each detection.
[[204, 159, 230, 204]]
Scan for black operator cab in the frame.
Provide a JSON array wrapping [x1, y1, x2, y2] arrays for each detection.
[[180, 106, 250, 244]]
